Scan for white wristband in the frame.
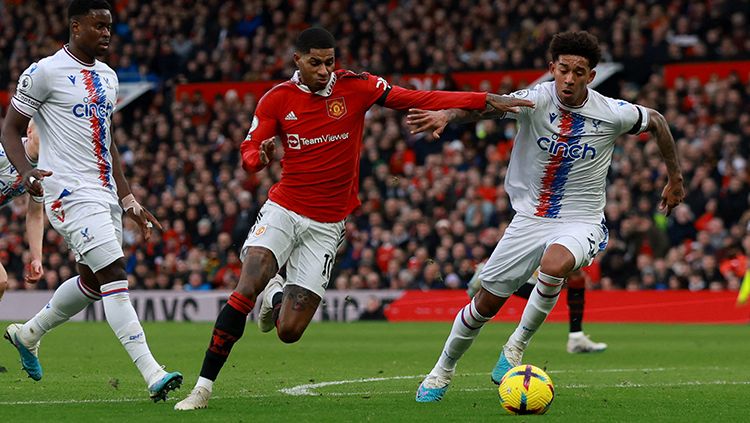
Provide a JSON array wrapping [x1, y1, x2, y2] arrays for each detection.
[[121, 193, 143, 216]]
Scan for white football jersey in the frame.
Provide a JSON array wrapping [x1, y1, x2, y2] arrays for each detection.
[[11, 45, 119, 206], [503, 81, 648, 224], [0, 138, 41, 209]]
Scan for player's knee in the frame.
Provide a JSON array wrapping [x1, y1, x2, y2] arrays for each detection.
[[474, 288, 505, 317], [239, 248, 278, 296], [540, 245, 576, 278], [277, 324, 304, 344]]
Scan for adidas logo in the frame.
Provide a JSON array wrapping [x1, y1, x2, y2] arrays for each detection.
[[285, 111, 298, 121]]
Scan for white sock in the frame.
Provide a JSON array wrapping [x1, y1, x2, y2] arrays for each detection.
[[508, 271, 564, 349], [569, 331, 584, 338], [195, 376, 214, 392], [101, 280, 164, 385], [433, 298, 492, 375], [20, 276, 100, 345]]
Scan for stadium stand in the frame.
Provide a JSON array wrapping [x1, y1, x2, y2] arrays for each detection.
[[0, 0, 748, 293]]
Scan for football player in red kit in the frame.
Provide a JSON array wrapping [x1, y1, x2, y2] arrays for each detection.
[[175, 27, 532, 410]]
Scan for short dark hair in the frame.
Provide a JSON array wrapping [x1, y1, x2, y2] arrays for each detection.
[[548, 31, 601, 69], [68, 0, 112, 22], [295, 27, 336, 53]]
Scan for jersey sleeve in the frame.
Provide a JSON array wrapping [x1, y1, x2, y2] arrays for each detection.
[[11, 62, 51, 118], [357, 72, 487, 111], [240, 93, 280, 173], [354, 72, 393, 108], [612, 99, 649, 135], [501, 86, 542, 121]]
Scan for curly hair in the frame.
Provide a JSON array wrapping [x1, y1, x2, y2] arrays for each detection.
[[548, 31, 601, 69]]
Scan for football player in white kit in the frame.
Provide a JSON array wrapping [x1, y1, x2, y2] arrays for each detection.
[[408, 31, 685, 401], [0, 0, 182, 402], [0, 120, 45, 302]]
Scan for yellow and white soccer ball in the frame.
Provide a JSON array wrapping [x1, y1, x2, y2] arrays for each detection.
[[498, 364, 555, 415]]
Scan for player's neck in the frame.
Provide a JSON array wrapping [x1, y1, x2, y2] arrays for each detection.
[[561, 91, 588, 108], [66, 43, 96, 65]]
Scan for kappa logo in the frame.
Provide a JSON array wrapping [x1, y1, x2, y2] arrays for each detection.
[[285, 111, 298, 121]]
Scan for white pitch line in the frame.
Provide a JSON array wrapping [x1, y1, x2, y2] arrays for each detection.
[[0, 393, 270, 406], [1, 367, 742, 406], [279, 366, 735, 396]]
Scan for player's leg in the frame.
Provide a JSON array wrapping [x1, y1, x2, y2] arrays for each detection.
[[499, 221, 607, 378], [0, 262, 6, 302], [175, 246, 278, 411], [73, 203, 182, 401], [90, 253, 182, 401], [5, 264, 101, 381], [272, 219, 343, 343], [566, 270, 607, 353], [418, 216, 542, 402], [176, 201, 293, 411]]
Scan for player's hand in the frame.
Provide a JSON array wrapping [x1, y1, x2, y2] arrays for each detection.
[[259, 137, 275, 165], [407, 109, 450, 139], [22, 168, 53, 197], [486, 93, 535, 114], [24, 259, 43, 284], [126, 207, 163, 241], [659, 177, 685, 216]]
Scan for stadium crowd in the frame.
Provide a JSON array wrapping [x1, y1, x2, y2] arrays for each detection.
[[0, 0, 748, 294]]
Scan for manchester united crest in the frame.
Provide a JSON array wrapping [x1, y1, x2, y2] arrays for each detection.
[[326, 97, 347, 119]]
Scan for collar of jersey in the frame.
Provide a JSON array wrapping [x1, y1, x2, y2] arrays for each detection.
[[291, 71, 337, 97], [63, 44, 95, 67], [553, 87, 590, 110]]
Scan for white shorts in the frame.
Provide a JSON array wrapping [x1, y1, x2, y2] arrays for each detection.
[[479, 215, 608, 297], [46, 199, 124, 273], [241, 200, 345, 299]]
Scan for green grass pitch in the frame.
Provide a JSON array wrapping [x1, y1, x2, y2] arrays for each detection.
[[1, 321, 748, 422]]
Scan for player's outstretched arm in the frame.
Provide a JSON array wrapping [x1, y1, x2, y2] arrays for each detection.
[[645, 108, 685, 216], [0, 108, 52, 197], [407, 93, 533, 138], [24, 198, 44, 283], [110, 138, 163, 240]]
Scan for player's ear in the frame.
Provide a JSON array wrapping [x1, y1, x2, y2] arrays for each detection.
[[293, 52, 301, 67], [548, 61, 555, 73], [588, 69, 596, 84]]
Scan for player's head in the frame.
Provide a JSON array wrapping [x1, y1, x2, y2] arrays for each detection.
[[68, 0, 113, 58], [548, 31, 601, 107], [293, 27, 336, 93]]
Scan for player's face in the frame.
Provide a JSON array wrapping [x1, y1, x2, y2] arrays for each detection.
[[71, 9, 112, 58], [550, 55, 596, 107], [294, 48, 335, 92]]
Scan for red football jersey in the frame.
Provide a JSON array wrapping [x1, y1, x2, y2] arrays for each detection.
[[241, 70, 486, 222]]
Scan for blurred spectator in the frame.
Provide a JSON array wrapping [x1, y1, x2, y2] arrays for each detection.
[[0, 0, 748, 293]]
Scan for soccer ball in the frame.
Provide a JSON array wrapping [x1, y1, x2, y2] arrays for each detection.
[[497, 364, 555, 415]]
